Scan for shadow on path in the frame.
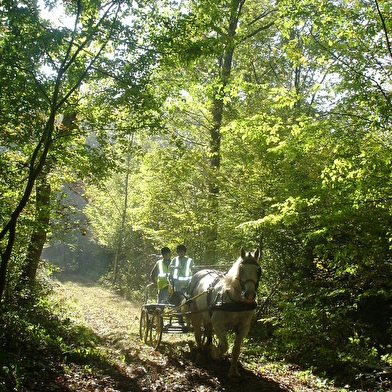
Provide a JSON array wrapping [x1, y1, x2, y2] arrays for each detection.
[[123, 340, 287, 392]]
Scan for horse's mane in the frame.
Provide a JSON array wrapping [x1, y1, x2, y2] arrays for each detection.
[[224, 257, 242, 282], [221, 258, 242, 294]]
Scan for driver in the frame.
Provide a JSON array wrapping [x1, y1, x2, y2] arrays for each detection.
[[150, 247, 172, 303]]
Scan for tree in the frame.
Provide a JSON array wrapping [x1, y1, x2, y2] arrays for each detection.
[[238, 0, 392, 373], [134, 0, 278, 261], [0, 0, 157, 301]]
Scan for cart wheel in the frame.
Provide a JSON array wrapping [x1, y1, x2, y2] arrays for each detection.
[[150, 308, 163, 349], [139, 308, 149, 343]]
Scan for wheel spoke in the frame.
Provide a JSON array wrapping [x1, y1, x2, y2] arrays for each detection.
[[139, 308, 149, 343], [150, 308, 163, 349]]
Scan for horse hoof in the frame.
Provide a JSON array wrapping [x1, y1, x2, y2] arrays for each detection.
[[195, 352, 204, 365], [202, 344, 212, 355], [228, 371, 242, 379], [210, 350, 222, 361]]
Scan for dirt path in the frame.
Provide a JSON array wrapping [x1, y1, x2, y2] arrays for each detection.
[[53, 279, 342, 392]]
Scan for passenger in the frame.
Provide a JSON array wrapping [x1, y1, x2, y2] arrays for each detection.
[[170, 244, 193, 327], [150, 247, 172, 303], [170, 244, 193, 293]]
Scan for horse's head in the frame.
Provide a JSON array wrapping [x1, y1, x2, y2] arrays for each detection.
[[238, 247, 261, 303]]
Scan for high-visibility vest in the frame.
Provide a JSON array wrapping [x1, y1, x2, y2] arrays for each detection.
[[157, 259, 170, 289], [172, 257, 192, 286]]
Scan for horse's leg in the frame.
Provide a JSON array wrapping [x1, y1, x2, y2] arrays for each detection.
[[229, 323, 251, 378], [210, 317, 228, 361], [192, 314, 203, 349], [205, 321, 213, 347], [181, 299, 190, 330]]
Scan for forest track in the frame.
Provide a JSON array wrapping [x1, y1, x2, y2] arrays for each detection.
[[52, 277, 343, 392]]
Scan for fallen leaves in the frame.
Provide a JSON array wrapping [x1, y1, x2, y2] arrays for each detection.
[[49, 279, 345, 392]]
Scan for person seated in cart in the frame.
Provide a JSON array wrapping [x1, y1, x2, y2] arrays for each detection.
[[170, 244, 193, 326], [150, 246, 172, 303], [170, 244, 193, 292]]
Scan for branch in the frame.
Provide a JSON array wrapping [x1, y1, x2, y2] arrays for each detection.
[[0, 119, 53, 242], [57, 3, 121, 110], [12, 64, 51, 103], [246, 8, 277, 29], [374, 0, 392, 59], [243, 21, 275, 41], [311, 32, 391, 106], [60, 0, 82, 76]]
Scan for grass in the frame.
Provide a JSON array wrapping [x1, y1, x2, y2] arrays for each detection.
[[0, 277, 139, 391]]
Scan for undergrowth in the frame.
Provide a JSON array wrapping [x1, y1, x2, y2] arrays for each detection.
[[246, 319, 392, 392], [0, 281, 109, 392]]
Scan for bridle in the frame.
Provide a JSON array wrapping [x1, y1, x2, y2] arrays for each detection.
[[239, 259, 262, 292]]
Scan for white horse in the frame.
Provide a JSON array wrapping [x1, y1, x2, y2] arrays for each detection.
[[185, 248, 261, 378]]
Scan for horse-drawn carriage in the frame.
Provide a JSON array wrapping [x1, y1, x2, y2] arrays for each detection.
[[139, 248, 261, 378], [139, 281, 193, 349]]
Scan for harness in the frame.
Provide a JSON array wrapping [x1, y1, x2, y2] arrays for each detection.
[[239, 258, 262, 291], [205, 260, 260, 313], [209, 301, 257, 312], [185, 258, 261, 315], [206, 276, 222, 309]]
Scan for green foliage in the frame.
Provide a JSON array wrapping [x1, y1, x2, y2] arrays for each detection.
[[2, 0, 392, 387], [0, 277, 106, 391], [0, 0, 164, 298]]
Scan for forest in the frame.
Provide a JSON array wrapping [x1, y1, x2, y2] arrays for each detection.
[[1, 0, 392, 390]]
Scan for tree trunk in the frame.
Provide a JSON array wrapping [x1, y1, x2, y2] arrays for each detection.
[[113, 150, 131, 286], [0, 117, 55, 302], [205, 0, 244, 262], [22, 171, 51, 281]]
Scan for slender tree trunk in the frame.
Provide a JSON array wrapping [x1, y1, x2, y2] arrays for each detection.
[[22, 171, 51, 281], [113, 151, 130, 286], [0, 117, 55, 302], [205, 0, 244, 261]]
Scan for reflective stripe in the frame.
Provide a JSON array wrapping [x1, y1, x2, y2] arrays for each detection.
[[173, 257, 192, 280], [157, 259, 170, 289], [173, 257, 179, 279]]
